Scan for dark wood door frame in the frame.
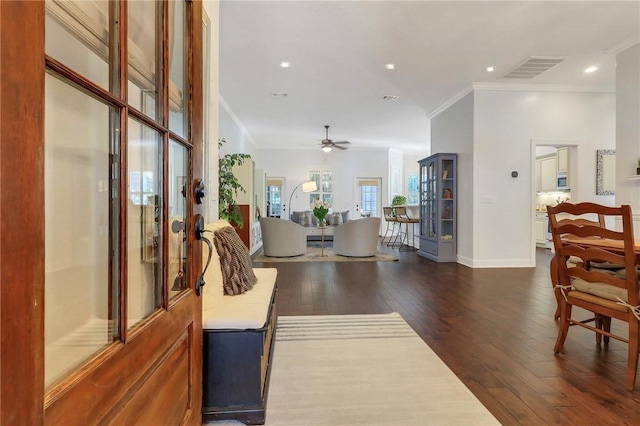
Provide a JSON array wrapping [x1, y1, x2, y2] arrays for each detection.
[[0, 1, 205, 424], [0, 1, 46, 424]]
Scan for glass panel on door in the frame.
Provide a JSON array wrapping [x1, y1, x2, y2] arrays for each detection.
[[169, 0, 188, 138], [44, 72, 119, 389], [168, 140, 189, 299], [127, 118, 163, 328], [45, 1, 116, 92], [358, 178, 381, 218], [128, 0, 160, 120]]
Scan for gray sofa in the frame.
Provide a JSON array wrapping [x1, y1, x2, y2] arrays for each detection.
[[259, 217, 307, 257], [333, 217, 381, 257], [291, 210, 350, 241]]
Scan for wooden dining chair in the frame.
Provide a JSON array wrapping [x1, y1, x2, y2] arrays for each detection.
[[548, 202, 640, 390], [548, 213, 607, 320]]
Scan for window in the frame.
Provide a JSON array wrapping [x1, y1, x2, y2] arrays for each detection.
[[129, 171, 156, 205], [309, 171, 333, 208], [407, 173, 419, 205]]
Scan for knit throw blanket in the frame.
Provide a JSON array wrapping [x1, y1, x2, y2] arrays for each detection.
[[213, 226, 257, 295]]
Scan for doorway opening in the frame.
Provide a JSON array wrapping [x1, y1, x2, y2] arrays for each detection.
[[266, 177, 285, 218]]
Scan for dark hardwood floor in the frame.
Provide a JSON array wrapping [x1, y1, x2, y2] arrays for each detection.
[[255, 244, 640, 425]]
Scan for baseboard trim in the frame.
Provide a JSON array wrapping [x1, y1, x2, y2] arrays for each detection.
[[457, 255, 534, 268]]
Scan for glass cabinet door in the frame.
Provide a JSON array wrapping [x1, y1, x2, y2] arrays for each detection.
[[440, 158, 455, 241], [421, 159, 437, 240]]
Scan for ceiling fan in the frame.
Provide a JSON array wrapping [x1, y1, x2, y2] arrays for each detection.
[[320, 125, 350, 152]]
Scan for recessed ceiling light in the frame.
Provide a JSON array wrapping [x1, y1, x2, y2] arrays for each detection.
[[584, 66, 598, 73], [486, 66, 496, 72], [385, 63, 395, 70], [280, 61, 291, 68]]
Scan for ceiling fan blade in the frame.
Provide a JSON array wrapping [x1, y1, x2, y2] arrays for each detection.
[[333, 143, 348, 150], [332, 141, 351, 145]]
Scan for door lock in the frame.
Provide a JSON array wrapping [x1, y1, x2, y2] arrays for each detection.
[[194, 179, 206, 204]]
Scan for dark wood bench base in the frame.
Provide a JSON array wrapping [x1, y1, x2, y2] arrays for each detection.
[[202, 284, 277, 425]]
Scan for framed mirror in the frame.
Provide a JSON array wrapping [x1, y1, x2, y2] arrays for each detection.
[[596, 149, 615, 195]]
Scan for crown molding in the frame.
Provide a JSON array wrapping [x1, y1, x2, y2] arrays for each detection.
[[218, 95, 258, 148], [426, 85, 473, 120], [427, 80, 616, 121], [606, 36, 640, 55]]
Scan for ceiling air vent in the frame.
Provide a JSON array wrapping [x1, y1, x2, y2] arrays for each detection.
[[383, 95, 400, 100], [500, 56, 566, 80], [271, 92, 288, 97]]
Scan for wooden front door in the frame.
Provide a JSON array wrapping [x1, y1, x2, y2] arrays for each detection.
[[0, 1, 204, 424]]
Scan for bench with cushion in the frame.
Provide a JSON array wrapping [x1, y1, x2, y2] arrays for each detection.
[[201, 220, 278, 425]]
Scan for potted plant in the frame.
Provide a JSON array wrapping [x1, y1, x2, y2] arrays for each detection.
[[391, 195, 407, 206], [390, 195, 408, 220], [218, 138, 252, 228]]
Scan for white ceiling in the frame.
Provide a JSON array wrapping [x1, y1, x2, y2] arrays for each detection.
[[219, 1, 640, 154]]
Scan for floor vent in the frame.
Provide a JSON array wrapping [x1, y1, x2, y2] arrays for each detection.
[[500, 56, 566, 80]]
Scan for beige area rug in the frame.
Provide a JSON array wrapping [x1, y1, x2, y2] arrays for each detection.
[[254, 246, 398, 263], [207, 313, 500, 426]]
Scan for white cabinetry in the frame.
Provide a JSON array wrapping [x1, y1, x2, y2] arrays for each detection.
[[556, 147, 569, 173], [535, 213, 547, 247], [539, 156, 557, 192]]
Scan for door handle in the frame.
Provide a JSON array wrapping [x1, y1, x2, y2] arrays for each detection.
[[194, 214, 212, 296]]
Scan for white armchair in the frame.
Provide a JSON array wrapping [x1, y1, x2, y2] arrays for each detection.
[[333, 217, 381, 257], [260, 217, 307, 257]]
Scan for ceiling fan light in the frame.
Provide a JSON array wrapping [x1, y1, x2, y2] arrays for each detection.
[[322, 146, 332, 153]]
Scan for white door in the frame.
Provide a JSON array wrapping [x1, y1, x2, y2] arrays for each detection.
[[267, 177, 286, 218], [356, 178, 382, 218]]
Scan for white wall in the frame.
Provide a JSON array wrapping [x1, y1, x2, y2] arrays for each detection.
[[615, 44, 640, 212], [203, 0, 220, 221], [431, 92, 474, 264], [219, 102, 260, 161], [388, 149, 404, 203], [470, 89, 615, 267]]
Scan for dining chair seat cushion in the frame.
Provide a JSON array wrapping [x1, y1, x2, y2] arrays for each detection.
[[568, 289, 629, 313], [612, 267, 640, 280], [590, 261, 626, 270], [571, 277, 638, 303], [567, 256, 581, 265]]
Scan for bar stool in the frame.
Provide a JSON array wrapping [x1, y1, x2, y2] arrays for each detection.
[[394, 206, 419, 251], [382, 207, 399, 246]]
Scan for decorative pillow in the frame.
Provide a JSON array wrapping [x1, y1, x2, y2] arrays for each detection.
[[341, 210, 350, 223], [330, 212, 343, 226], [300, 211, 313, 227], [291, 211, 304, 224], [213, 226, 257, 295]]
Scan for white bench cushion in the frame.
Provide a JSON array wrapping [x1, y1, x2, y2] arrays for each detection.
[[202, 268, 277, 329], [202, 220, 277, 330]]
